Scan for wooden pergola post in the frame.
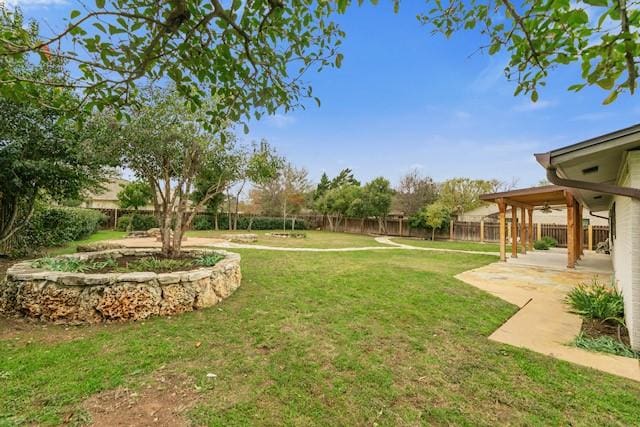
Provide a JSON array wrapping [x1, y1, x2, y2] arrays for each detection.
[[511, 205, 518, 258], [498, 199, 507, 262], [566, 193, 576, 269], [527, 208, 534, 251], [520, 207, 527, 254], [578, 203, 584, 257]]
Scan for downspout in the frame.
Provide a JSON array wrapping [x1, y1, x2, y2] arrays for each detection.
[[535, 153, 640, 200]]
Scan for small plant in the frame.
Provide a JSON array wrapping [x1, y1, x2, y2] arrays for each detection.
[[566, 278, 624, 322], [194, 254, 224, 267], [541, 236, 558, 247], [124, 257, 193, 272], [32, 257, 90, 272], [533, 239, 549, 250], [574, 332, 639, 359], [32, 257, 116, 273]]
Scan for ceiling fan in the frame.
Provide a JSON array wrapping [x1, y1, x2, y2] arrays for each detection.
[[536, 202, 563, 213]]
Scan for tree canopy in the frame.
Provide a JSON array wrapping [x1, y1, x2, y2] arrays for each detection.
[[117, 181, 153, 210]]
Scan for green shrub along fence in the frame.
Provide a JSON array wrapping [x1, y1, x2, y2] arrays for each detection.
[[192, 215, 309, 231], [1, 207, 106, 257], [116, 213, 158, 231]]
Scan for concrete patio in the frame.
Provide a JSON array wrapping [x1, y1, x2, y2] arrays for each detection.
[[506, 247, 612, 274], [456, 257, 640, 382]]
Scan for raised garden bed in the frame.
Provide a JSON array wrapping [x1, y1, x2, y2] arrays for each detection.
[[0, 248, 241, 324], [222, 233, 258, 243], [266, 232, 307, 239]]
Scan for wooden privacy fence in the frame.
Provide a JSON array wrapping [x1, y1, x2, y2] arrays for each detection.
[[90, 208, 609, 250]]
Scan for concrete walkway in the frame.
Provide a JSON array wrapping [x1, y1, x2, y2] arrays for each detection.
[[108, 236, 501, 256], [456, 262, 640, 382]]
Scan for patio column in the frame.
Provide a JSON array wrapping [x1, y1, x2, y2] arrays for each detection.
[[566, 194, 576, 269], [520, 207, 526, 254], [578, 203, 584, 257], [527, 208, 534, 251], [511, 204, 518, 258], [498, 199, 506, 262]]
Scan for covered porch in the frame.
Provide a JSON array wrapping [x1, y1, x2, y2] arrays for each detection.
[[480, 185, 592, 269]]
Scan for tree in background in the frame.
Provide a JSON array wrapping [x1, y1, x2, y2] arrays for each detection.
[[421, 202, 451, 240], [363, 177, 394, 233], [437, 178, 500, 216], [330, 168, 361, 189], [117, 181, 153, 211], [313, 172, 332, 201], [318, 185, 362, 232], [394, 169, 439, 217]]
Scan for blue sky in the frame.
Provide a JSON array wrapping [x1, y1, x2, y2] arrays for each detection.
[[13, 0, 640, 187]]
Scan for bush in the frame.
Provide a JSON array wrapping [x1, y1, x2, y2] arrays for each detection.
[[193, 216, 213, 230], [566, 278, 625, 322], [541, 235, 558, 247], [533, 239, 550, 250], [117, 213, 157, 231], [3, 207, 105, 257]]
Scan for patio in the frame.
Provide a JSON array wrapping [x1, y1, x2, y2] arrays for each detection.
[[457, 258, 639, 381], [506, 247, 612, 274]]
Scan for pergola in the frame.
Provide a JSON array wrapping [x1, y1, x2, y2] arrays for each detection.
[[480, 185, 584, 268]]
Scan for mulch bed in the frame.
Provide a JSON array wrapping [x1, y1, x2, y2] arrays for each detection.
[[89, 254, 203, 274], [581, 318, 631, 347]]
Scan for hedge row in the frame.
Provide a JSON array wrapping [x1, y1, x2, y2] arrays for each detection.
[[193, 215, 309, 231], [3, 207, 106, 257], [116, 213, 158, 231]]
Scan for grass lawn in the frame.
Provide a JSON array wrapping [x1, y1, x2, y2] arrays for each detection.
[[46, 230, 126, 256], [2, 248, 639, 425], [186, 229, 387, 249], [392, 237, 512, 253]]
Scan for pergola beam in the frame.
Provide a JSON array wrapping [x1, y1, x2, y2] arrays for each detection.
[[502, 198, 534, 210]]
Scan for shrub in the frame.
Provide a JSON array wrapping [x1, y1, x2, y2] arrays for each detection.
[[574, 332, 639, 359], [3, 207, 105, 257], [566, 278, 624, 322], [193, 216, 213, 230], [541, 236, 558, 247], [533, 239, 550, 250], [117, 213, 157, 231]]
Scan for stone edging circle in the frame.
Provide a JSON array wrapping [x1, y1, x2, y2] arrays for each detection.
[[0, 248, 241, 324]]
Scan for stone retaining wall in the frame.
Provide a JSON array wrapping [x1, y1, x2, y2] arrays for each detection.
[[0, 248, 241, 324]]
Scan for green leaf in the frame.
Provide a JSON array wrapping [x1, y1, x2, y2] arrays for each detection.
[[531, 90, 539, 102], [596, 78, 615, 90], [602, 90, 618, 105], [335, 53, 344, 68], [96, 0, 106, 8], [70, 10, 81, 19], [582, 0, 608, 7]]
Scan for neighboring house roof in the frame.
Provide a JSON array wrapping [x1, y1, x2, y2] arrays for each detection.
[[87, 178, 130, 203], [535, 123, 640, 212]]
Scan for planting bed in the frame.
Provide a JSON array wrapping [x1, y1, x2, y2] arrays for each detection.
[[0, 248, 241, 323]]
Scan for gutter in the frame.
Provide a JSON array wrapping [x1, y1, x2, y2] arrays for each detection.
[[535, 153, 640, 200]]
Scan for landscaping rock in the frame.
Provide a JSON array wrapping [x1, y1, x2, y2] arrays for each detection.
[[222, 233, 257, 243], [77, 242, 126, 252]]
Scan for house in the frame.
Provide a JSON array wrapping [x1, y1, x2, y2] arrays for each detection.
[[458, 203, 609, 226], [534, 123, 640, 350], [81, 177, 154, 210]]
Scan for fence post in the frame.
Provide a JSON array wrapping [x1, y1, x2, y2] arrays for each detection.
[[399, 218, 403, 236], [479, 219, 484, 243], [449, 221, 454, 240], [588, 224, 593, 251], [536, 223, 541, 241], [114, 208, 118, 230]]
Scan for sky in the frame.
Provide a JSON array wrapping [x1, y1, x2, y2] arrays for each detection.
[[10, 0, 640, 188]]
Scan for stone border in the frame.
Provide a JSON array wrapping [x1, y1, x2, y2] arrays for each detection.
[[0, 248, 241, 324]]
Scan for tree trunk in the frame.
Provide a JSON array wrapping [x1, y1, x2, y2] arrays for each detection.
[[292, 216, 296, 231], [214, 212, 218, 230], [360, 217, 365, 233], [327, 215, 334, 232], [431, 227, 435, 241]]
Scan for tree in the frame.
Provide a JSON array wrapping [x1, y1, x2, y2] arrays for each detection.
[[108, 87, 233, 256], [394, 169, 439, 216], [0, 18, 112, 245], [363, 177, 394, 233], [330, 168, 360, 189], [438, 178, 500, 216], [117, 181, 153, 211], [417, 0, 639, 104], [418, 202, 451, 241], [313, 172, 332, 201], [0, 1, 350, 123], [318, 184, 362, 232]]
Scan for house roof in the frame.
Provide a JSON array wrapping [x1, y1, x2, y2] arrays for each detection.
[[534, 123, 640, 212]]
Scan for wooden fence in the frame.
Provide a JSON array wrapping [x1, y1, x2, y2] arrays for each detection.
[[90, 208, 609, 250]]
